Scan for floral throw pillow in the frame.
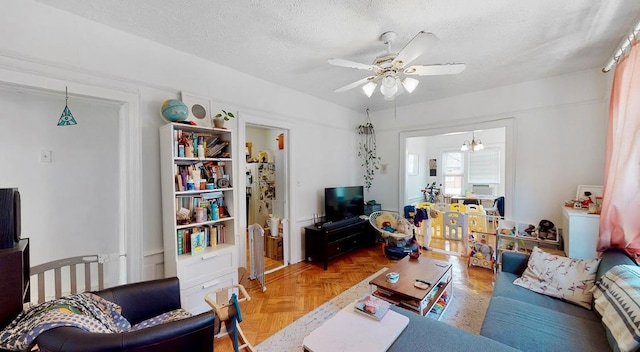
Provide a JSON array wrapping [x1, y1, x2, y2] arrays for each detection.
[[513, 246, 601, 309]]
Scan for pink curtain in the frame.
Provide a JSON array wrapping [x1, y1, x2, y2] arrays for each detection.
[[598, 42, 640, 258]]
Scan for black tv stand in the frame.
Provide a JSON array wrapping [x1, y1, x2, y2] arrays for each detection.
[[304, 217, 373, 270]]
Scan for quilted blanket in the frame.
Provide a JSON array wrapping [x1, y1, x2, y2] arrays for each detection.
[[0, 292, 131, 351]]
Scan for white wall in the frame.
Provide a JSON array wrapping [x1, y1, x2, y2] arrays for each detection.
[[0, 86, 120, 268], [369, 69, 609, 227], [0, 0, 362, 277]]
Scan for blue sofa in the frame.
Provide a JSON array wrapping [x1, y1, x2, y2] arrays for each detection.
[[387, 248, 635, 351]]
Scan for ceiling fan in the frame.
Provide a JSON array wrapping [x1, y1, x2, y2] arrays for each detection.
[[328, 31, 466, 100]]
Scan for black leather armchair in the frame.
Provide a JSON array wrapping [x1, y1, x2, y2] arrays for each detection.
[[35, 277, 214, 352]]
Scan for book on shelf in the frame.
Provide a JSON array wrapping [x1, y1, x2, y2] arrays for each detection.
[[190, 231, 205, 255], [371, 289, 402, 304], [429, 292, 449, 315], [176, 224, 225, 256], [354, 293, 391, 321], [399, 298, 421, 311], [177, 230, 184, 255]]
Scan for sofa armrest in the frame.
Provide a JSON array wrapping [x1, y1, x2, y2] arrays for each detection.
[[501, 251, 529, 275], [36, 311, 214, 352], [95, 277, 182, 325]]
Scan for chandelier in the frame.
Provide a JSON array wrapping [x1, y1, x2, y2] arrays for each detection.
[[461, 132, 484, 152]]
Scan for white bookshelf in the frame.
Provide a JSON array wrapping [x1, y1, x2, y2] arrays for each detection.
[[159, 123, 237, 314]]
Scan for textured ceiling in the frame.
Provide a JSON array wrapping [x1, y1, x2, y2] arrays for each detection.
[[33, 0, 640, 112]]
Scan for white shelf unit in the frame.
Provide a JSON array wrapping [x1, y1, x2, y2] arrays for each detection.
[[495, 220, 561, 268], [159, 123, 238, 315]]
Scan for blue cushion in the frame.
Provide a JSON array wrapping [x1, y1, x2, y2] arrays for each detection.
[[493, 272, 598, 321], [480, 297, 610, 352], [388, 305, 518, 352], [596, 248, 637, 281]]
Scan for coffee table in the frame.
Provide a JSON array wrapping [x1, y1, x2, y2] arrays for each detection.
[[369, 256, 453, 318], [302, 302, 409, 352]]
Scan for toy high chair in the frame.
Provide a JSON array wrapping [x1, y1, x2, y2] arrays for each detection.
[[204, 284, 255, 352]]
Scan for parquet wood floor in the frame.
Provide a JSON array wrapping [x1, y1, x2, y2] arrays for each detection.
[[213, 238, 496, 351]]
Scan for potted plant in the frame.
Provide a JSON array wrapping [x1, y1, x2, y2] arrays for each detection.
[[358, 109, 381, 190], [213, 110, 235, 128]]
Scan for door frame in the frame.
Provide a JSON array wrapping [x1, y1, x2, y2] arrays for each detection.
[[237, 111, 295, 273], [0, 63, 142, 284], [398, 118, 516, 218]]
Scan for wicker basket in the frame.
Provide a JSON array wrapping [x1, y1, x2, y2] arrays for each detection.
[[369, 211, 413, 241]]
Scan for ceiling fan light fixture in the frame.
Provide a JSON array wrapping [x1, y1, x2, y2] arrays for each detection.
[[380, 82, 398, 100], [402, 77, 419, 93], [362, 81, 377, 98], [328, 31, 465, 100], [380, 74, 398, 99], [382, 75, 396, 89]]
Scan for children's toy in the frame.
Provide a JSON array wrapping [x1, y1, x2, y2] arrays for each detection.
[[537, 219, 558, 241], [523, 224, 536, 237], [468, 241, 495, 270]]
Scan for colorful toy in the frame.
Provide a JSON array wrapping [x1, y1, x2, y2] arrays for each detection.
[[469, 242, 494, 270]]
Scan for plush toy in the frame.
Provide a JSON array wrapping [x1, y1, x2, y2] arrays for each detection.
[[382, 225, 396, 233], [523, 224, 536, 237], [396, 218, 411, 235], [537, 220, 556, 240], [480, 244, 493, 259], [500, 228, 515, 236]]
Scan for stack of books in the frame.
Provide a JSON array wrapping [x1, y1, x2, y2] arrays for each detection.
[[353, 293, 391, 321]]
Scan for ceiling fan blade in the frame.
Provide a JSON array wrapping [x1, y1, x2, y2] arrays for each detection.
[[404, 63, 466, 76], [334, 76, 376, 93], [392, 31, 439, 67], [327, 58, 376, 71]]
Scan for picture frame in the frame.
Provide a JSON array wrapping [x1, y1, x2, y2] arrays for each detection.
[[576, 185, 603, 200], [429, 158, 437, 176], [180, 92, 211, 127]]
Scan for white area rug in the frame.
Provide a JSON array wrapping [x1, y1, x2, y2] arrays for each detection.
[[255, 267, 490, 352]]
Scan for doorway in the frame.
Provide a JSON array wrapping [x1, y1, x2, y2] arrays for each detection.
[[399, 119, 515, 256], [239, 122, 290, 278]]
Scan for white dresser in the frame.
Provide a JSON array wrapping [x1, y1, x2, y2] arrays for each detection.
[[562, 207, 600, 259]]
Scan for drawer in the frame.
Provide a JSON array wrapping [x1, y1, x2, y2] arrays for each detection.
[[327, 235, 361, 258], [181, 271, 237, 315], [178, 249, 235, 289]]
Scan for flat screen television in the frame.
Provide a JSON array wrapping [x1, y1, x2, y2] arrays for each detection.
[[324, 186, 364, 222]]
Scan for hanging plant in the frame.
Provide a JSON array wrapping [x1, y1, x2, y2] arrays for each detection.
[[358, 109, 381, 190]]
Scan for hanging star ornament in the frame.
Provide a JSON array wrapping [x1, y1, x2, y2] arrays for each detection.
[[57, 87, 77, 126]]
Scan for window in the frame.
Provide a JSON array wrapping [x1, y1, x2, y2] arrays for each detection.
[[443, 152, 464, 196], [442, 149, 501, 196], [407, 153, 418, 176], [468, 148, 501, 183]]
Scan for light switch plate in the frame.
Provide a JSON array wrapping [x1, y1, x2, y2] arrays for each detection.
[[40, 150, 52, 163]]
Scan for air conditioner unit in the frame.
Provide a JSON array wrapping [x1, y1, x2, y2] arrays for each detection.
[[472, 184, 495, 196]]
